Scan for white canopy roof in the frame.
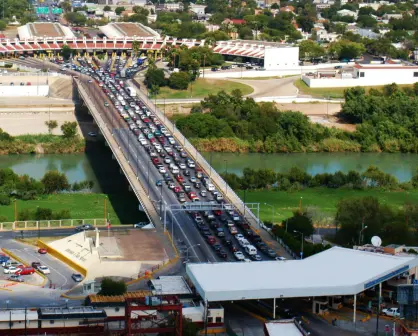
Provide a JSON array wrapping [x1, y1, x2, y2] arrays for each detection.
[[186, 247, 418, 302]]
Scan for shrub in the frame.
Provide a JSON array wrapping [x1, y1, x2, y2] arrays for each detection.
[[0, 194, 10, 205]]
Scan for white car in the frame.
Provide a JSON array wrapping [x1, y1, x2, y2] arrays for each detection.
[[37, 266, 50, 275], [4, 266, 20, 274], [164, 157, 171, 164], [234, 251, 245, 261], [139, 138, 148, 146], [382, 308, 400, 317], [179, 163, 186, 170], [235, 234, 244, 240], [159, 167, 166, 174]]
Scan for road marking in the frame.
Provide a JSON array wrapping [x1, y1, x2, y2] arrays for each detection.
[[18, 249, 68, 289]]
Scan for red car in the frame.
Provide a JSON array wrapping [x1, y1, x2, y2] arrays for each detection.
[[188, 192, 197, 199], [214, 210, 222, 216], [38, 248, 47, 254], [176, 175, 184, 183], [174, 186, 181, 193], [143, 118, 151, 123], [152, 158, 160, 165], [17, 267, 35, 275]]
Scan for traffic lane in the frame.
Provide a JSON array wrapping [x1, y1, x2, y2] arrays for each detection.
[[2, 241, 76, 290]]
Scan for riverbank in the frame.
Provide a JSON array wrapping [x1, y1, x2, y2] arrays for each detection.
[[0, 193, 145, 224], [0, 134, 85, 155], [237, 188, 417, 224]]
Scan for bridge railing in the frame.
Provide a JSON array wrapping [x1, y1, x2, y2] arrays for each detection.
[[74, 77, 163, 229], [0, 218, 109, 231], [131, 83, 261, 229]]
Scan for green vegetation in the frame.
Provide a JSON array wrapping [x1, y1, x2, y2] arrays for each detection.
[[236, 188, 417, 223], [0, 0, 35, 24], [0, 194, 121, 223], [157, 79, 253, 99], [294, 79, 415, 99], [98, 277, 127, 296], [0, 128, 85, 155]]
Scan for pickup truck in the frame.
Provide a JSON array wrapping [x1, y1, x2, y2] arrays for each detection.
[[382, 308, 400, 317]]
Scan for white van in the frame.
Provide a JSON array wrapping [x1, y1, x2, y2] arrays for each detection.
[[238, 238, 250, 247], [245, 245, 258, 256], [171, 167, 179, 175], [207, 183, 215, 191]]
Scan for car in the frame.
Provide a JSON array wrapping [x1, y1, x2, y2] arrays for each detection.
[[37, 266, 50, 275], [104, 102, 109, 107], [4, 266, 20, 274], [72, 273, 83, 282], [38, 248, 48, 254], [382, 308, 400, 317], [75, 224, 93, 232], [87, 132, 97, 137], [134, 222, 150, 228], [7, 275, 24, 282], [235, 234, 244, 240], [217, 249, 227, 259], [18, 267, 35, 275], [334, 65, 343, 69], [213, 243, 222, 252], [158, 167, 166, 174], [234, 251, 245, 261], [31, 261, 41, 269], [250, 254, 262, 261], [275, 256, 286, 261], [156, 180, 163, 186], [229, 244, 239, 253]]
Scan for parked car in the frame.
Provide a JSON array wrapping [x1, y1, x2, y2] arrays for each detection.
[[38, 248, 48, 254], [31, 262, 41, 269], [72, 273, 83, 282], [75, 224, 93, 231], [4, 266, 20, 274], [17, 267, 35, 275], [382, 308, 400, 317], [37, 266, 50, 275], [7, 275, 24, 282]]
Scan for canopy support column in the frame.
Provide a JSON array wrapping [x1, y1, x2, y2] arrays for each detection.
[[353, 294, 357, 324], [273, 298, 276, 319]]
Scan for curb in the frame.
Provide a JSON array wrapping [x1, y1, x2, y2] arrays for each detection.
[[1, 248, 48, 287]]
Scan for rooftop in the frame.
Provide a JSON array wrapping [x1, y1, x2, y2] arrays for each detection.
[[150, 276, 193, 295], [354, 63, 418, 69], [0, 309, 38, 322], [186, 247, 418, 302], [99, 22, 159, 38], [265, 320, 304, 336], [18, 22, 75, 39], [88, 290, 152, 304]]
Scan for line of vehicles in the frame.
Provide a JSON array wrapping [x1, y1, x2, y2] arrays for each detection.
[[57, 55, 285, 262]]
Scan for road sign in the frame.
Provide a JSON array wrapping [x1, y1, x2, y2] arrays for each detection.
[[36, 7, 49, 14], [52, 8, 62, 14]]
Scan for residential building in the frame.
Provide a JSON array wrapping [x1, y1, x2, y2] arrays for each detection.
[[190, 3, 207, 16], [315, 29, 339, 42], [222, 18, 246, 25], [336, 9, 358, 19], [383, 13, 403, 20], [264, 0, 280, 7], [280, 5, 295, 13], [359, 3, 381, 11], [158, 2, 184, 11]]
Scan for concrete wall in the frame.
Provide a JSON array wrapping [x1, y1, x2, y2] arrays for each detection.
[[0, 85, 49, 96], [264, 47, 299, 70], [304, 67, 418, 88]]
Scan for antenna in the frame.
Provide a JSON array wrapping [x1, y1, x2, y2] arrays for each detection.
[[371, 236, 382, 247]]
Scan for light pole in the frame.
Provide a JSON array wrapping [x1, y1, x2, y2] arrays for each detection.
[[359, 224, 368, 246], [294, 230, 304, 259], [184, 244, 200, 263], [224, 160, 228, 195], [264, 203, 275, 224], [299, 197, 303, 212]]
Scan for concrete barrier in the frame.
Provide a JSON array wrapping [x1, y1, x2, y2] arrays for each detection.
[[36, 240, 87, 277]]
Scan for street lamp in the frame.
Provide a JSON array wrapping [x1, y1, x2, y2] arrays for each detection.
[[184, 244, 200, 263], [264, 203, 275, 224], [224, 160, 228, 195], [359, 225, 368, 246], [294, 230, 304, 259]]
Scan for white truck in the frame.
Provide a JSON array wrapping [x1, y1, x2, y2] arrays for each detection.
[[126, 86, 136, 97], [382, 308, 400, 318]]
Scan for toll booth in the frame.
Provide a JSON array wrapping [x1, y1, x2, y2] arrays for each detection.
[[312, 297, 329, 315], [328, 296, 343, 310]]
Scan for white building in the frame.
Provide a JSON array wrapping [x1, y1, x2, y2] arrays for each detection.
[[303, 63, 418, 88], [316, 29, 340, 42], [337, 9, 358, 19], [383, 13, 403, 20], [190, 3, 207, 16]]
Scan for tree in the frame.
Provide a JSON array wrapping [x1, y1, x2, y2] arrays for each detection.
[[357, 15, 377, 28], [283, 211, 315, 237], [98, 277, 127, 296], [60, 121, 78, 138], [328, 40, 366, 60], [145, 67, 166, 89], [61, 1, 72, 12], [41, 171, 70, 193], [298, 40, 325, 60], [296, 15, 315, 32], [45, 120, 58, 134], [0, 20, 7, 31], [61, 45, 72, 61], [114, 6, 125, 15], [169, 71, 190, 90], [103, 5, 111, 11], [132, 40, 140, 58], [64, 12, 87, 26]]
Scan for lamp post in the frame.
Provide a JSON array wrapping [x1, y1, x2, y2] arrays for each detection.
[[359, 223, 368, 246], [294, 230, 304, 259], [184, 244, 200, 263], [224, 160, 228, 195], [299, 197, 303, 212], [264, 203, 275, 224]]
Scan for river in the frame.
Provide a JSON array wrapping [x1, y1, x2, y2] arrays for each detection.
[[202, 152, 418, 182], [0, 152, 417, 184]]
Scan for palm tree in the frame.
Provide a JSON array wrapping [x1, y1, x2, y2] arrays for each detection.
[[132, 40, 140, 59]]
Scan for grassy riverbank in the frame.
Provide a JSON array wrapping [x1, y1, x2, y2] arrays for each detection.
[[237, 188, 418, 224], [157, 78, 254, 99], [0, 193, 145, 224], [0, 134, 85, 155]]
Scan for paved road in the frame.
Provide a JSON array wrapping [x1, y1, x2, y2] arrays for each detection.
[[2, 239, 76, 290], [229, 76, 299, 98]]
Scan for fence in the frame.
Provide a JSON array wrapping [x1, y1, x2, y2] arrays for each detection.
[[0, 218, 107, 231]]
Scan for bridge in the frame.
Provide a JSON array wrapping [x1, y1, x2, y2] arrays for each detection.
[[0, 37, 267, 60], [26, 57, 290, 261]]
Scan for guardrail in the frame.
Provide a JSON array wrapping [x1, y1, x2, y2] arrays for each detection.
[[0, 218, 109, 231]]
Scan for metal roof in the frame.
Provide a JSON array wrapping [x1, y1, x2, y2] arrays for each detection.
[[186, 247, 418, 302], [150, 276, 193, 295], [88, 290, 152, 304]]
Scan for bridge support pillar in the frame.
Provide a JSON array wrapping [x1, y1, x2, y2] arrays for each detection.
[[273, 298, 276, 319]]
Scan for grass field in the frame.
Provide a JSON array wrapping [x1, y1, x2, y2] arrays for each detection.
[[157, 78, 254, 99], [0, 194, 137, 224], [237, 188, 417, 224], [294, 79, 415, 99]]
